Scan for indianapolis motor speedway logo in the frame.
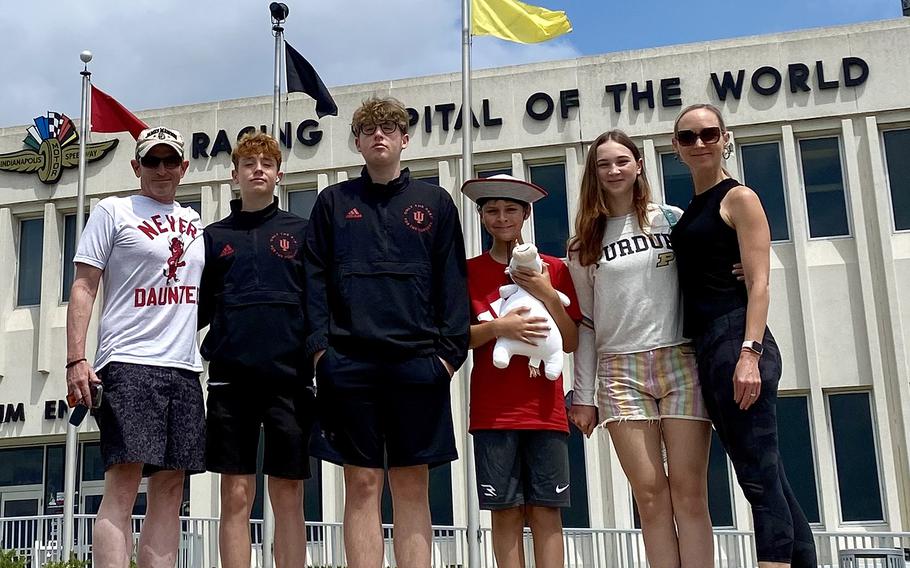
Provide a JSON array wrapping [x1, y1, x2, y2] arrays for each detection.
[[0, 112, 117, 184]]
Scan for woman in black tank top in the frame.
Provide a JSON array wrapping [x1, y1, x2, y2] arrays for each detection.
[[670, 104, 817, 568]]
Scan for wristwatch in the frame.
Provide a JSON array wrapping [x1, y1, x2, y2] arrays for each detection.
[[741, 340, 764, 356]]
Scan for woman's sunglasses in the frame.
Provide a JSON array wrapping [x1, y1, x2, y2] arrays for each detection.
[[675, 127, 722, 146]]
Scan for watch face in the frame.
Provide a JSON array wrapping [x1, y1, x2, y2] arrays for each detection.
[[744, 340, 763, 355]]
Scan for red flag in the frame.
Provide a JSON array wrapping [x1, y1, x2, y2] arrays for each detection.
[[90, 85, 147, 140]]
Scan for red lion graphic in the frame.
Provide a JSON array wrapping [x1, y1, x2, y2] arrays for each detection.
[[163, 237, 186, 283]]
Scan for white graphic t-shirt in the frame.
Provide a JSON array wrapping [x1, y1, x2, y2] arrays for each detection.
[[567, 204, 686, 405], [74, 195, 204, 372]]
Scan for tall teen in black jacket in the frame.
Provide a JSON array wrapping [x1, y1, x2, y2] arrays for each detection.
[[304, 96, 469, 568]]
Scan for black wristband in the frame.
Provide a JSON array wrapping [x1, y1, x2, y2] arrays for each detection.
[[65, 358, 87, 369]]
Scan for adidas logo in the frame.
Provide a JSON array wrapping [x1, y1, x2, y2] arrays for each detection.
[[345, 208, 363, 220], [219, 244, 235, 258]]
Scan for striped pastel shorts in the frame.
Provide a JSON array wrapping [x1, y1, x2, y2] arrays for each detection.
[[597, 344, 709, 423]]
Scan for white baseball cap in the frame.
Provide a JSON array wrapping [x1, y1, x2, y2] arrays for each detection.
[[135, 126, 184, 159]]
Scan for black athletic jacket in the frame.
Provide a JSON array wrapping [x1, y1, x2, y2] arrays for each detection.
[[198, 198, 312, 383], [303, 167, 470, 368]]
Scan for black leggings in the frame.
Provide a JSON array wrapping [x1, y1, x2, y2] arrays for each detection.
[[694, 307, 816, 567]]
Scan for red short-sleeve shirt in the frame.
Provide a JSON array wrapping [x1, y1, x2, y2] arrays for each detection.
[[467, 252, 582, 432]]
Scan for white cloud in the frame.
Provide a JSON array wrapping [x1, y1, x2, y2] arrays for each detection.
[[0, 0, 582, 129]]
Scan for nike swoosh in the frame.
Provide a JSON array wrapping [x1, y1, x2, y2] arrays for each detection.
[[556, 484, 569, 494]]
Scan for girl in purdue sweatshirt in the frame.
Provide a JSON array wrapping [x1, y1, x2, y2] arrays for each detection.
[[566, 130, 713, 568]]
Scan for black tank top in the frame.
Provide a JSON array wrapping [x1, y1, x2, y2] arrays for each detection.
[[671, 177, 749, 338]]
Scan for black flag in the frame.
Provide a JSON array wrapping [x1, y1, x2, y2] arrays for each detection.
[[285, 41, 338, 118]]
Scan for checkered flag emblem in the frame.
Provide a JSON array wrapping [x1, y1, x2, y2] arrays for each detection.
[[47, 112, 64, 138]]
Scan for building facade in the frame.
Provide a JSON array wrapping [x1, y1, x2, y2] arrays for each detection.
[[1, 18, 908, 537]]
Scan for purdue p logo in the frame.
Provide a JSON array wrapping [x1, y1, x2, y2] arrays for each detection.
[[656, 252, 675, 268]]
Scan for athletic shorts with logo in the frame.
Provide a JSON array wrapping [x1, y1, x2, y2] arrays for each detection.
[[472, 430, 570, 510], [312, 347, 457, 469], [206, 380, 314, 479], [96, 362, 205, 474], [597, 343, 710, 423]]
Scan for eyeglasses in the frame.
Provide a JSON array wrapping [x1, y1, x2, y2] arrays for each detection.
[[675, 127, 722, 146], [355, 122, 400, 136], [139, 154, 183, 169]]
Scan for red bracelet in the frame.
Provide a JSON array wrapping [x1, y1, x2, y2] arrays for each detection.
[[65, 358, 87, 369]]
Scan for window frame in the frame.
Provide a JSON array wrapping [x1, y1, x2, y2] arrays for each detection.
[[879, 125, 910, 234], [526, 160, 570, 259], [15, 215, 45, 308], [825, 389, 887, 526], [657, 150, 694, 211], [795, 135, 853, 241], [285, 186, 319, 220], [777, 392, 823, 527], [737, 140, 793, 244]]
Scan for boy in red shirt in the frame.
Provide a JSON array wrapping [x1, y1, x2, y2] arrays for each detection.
[[463, 175, 581, 568]]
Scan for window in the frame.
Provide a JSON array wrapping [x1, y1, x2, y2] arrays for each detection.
[[740, 142, 790, 241], [476, 168, 512, 251], [707, 430, 735, 527], [17, 218, 44, 306], [563, 422, 590, 528], [62, 213, 89, 302], [288, 190, 318, 221], [81, 442, 105, 482], [0, 447, 44, 486], [829, 392, 884, 522], [883, 128, 910, 231], [529, 163, 569, 257], [777, 395, 820, 523], [413, 174, 440, 188], [799, 138, 849, 238], [660, 153, 694, 210]]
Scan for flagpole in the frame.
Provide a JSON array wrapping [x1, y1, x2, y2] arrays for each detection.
[[461, 2, 482, 567], [62, 49, 93, 562], [264, 6, 288, 564], [271, 12, 283, 139], [270, 2, 288, 212]]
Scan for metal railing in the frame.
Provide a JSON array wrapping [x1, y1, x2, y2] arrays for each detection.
[[1, 514, 907, 567]]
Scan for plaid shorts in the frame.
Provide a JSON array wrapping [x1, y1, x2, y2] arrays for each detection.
[[596, 344, 709, 423]]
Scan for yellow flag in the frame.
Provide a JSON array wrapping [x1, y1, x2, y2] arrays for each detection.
[[472, 0, 572, 44]]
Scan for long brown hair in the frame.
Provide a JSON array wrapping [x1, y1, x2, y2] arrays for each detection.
[[568, 130, 652, 267]]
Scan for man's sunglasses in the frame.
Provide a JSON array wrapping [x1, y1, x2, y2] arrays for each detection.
[[675, 127, 722, 146], [139, 154, 183, 169], [354, 121, 400, 136]]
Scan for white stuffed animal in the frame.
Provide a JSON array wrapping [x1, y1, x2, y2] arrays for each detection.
[[489, 243, 571, 380]]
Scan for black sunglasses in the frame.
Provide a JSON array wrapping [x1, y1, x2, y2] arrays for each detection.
[[675, 127, 722, 146], [139, 154, 183, 169]]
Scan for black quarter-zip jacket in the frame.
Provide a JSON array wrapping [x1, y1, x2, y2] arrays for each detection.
[[303, 167, 470, 368], [198, 197, 312, 383]]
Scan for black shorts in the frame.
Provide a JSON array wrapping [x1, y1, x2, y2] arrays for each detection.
[[313, 347, 457, 469], [472, 430, 570, 510], [205, 380, 315, 479], [96, 362, 205, 475]]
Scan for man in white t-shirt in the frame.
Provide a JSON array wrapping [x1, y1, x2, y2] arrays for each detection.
[[65, 127, 205, 568]]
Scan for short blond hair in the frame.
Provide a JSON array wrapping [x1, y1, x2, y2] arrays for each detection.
[[232, 132, 282, 169], [351, 96, 409, 136]]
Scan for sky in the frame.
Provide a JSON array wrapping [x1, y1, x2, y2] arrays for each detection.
[[0, 0, 901, 130]]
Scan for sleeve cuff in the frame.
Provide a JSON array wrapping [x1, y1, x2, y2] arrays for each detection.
[[573, 388, 596, 406], [305, 334, 329, 358]]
